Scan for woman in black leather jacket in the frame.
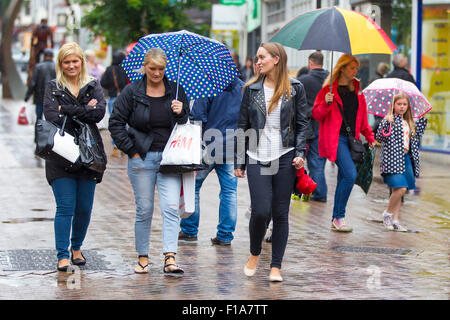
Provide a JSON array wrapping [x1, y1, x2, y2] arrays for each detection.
[[43, 42, 107, 271], [109, 48, 189, 275], [235, 42, 309, 282]]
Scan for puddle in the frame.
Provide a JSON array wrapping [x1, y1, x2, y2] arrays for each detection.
[[429, 210, 450, 229], [31, 209, 49, 212], [2, 217, 54, 224]]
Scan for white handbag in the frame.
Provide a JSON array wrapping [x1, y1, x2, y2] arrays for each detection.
[[35, 115, 80, 164]]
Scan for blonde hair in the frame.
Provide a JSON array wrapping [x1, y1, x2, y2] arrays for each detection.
[[389, 93, 416, 137], [323, 54, 360, 91], [245, 43, 291, 114], [136, 48, 167, 74], [56, 42, 92, 92]]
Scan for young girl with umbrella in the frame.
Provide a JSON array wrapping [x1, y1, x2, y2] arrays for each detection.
[[375, 93, 428, 231]]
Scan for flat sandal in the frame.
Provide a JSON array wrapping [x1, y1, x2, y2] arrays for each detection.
[[163, 255, 184, 274], [134, 255, 149, 274]]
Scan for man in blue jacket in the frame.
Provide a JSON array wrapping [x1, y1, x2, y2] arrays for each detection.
[[179, 77, 244, 246]]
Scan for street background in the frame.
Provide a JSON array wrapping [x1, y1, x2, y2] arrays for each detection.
[[0, 99, 448, 300]]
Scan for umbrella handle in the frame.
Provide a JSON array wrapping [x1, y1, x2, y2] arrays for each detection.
[[328, 51, 334, 105], [175, 50, 182, 101], [381, 124, 392, 137]]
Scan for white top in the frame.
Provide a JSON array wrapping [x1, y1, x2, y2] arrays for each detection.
[[402, 119, 410, 151], [247, 86, 294, 162]]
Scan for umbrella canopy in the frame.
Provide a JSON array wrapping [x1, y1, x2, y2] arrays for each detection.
[[121, 30, 239, 100], [126, 42, 138, 54], [363, 78, 432, 118], [270, 6, 396, 55]]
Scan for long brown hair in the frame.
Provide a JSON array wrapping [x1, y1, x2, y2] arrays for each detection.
[[389, 93, 416, 137], [323, 53, 360, 91], [245, 42, 291, 114]]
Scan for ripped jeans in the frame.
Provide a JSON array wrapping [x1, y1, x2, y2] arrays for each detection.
[[127, 151, 182, 256]]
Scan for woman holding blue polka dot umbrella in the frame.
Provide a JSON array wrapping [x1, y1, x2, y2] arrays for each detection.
[[109, 48, 189, 275], [120, 30, 239, 101]]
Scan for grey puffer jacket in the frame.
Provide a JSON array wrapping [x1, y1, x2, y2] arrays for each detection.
[[376, 115, 427, 178]]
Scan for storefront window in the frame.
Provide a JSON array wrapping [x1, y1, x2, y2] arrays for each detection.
[[421, 4, 450, 153]]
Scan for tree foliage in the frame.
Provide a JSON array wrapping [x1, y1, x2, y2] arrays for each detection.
[[392, 0, 412, 54], [76, 0, 211, 47]]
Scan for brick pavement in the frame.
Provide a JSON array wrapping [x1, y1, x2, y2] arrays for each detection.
[[0, 99, 448, 300]]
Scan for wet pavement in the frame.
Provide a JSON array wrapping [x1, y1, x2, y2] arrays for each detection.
[[0, 99, 448, 300]]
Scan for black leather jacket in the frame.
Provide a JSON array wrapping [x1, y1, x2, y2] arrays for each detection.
[[235, 77, 309, 170]]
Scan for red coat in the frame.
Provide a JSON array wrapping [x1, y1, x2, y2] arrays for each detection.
[[312, 79, 375, 162]]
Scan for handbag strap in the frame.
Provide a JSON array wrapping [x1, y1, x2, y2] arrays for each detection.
[[336, 102, 354, 138], [58, 115, 68, 136], [112, 67, 120, 95]]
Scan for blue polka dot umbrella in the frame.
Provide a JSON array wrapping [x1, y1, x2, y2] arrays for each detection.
[[121, 30, 239, 100]]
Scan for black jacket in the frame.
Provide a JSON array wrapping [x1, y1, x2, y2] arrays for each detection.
[[386, 67, 416, 85], [235, 77, 309, 170], [298, 68, 329, 140], [25, 60, 56, 105], [100, 52, 128, 98], [43, 79, 107, 184], [108, 75, 189, 160]]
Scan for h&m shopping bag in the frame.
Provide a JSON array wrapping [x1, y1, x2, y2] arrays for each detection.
[[178, 171, 196, 219], [159, 122, 207, 174]]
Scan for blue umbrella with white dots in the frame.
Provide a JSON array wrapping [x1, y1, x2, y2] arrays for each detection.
[[121, 30, 239, 100]]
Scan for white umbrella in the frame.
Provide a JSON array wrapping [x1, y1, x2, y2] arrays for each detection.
[[363, 78, 432, 118]]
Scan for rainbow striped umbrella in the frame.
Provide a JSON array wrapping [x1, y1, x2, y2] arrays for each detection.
[[270, 6, 396, 55], [121, 30, 239, 100]]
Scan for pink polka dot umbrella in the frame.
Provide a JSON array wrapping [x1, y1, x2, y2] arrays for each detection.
[[363, 78, 432, 118]]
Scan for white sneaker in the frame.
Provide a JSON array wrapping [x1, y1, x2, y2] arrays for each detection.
[[383, 212, 394, 230], [393, 222, 408, 232]]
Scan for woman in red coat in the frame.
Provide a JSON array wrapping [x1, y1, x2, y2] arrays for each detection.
[[312, 54, 375, 232]]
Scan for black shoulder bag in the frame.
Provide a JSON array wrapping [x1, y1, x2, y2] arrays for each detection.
[[337, 102, 365, 163], [72, 117, 107, 173]]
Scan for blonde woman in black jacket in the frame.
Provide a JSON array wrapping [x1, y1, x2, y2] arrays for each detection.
[[109, 48, 189, 275], [235, 42, 309, 282], [43, 42, 107, 271]]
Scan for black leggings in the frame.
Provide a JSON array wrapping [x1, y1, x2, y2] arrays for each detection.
[[246, 151, 296, 269]]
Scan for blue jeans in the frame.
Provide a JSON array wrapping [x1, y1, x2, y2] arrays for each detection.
[[107, 97, 117, 116], [36, 103, 43, 120], [127, 152, 182, 255], [180, 163, 237, 243], [333, 136, 357, 219], [307, 132, 327, 201], [51, 178, 97, 261], [108, 97, 117, 146]]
